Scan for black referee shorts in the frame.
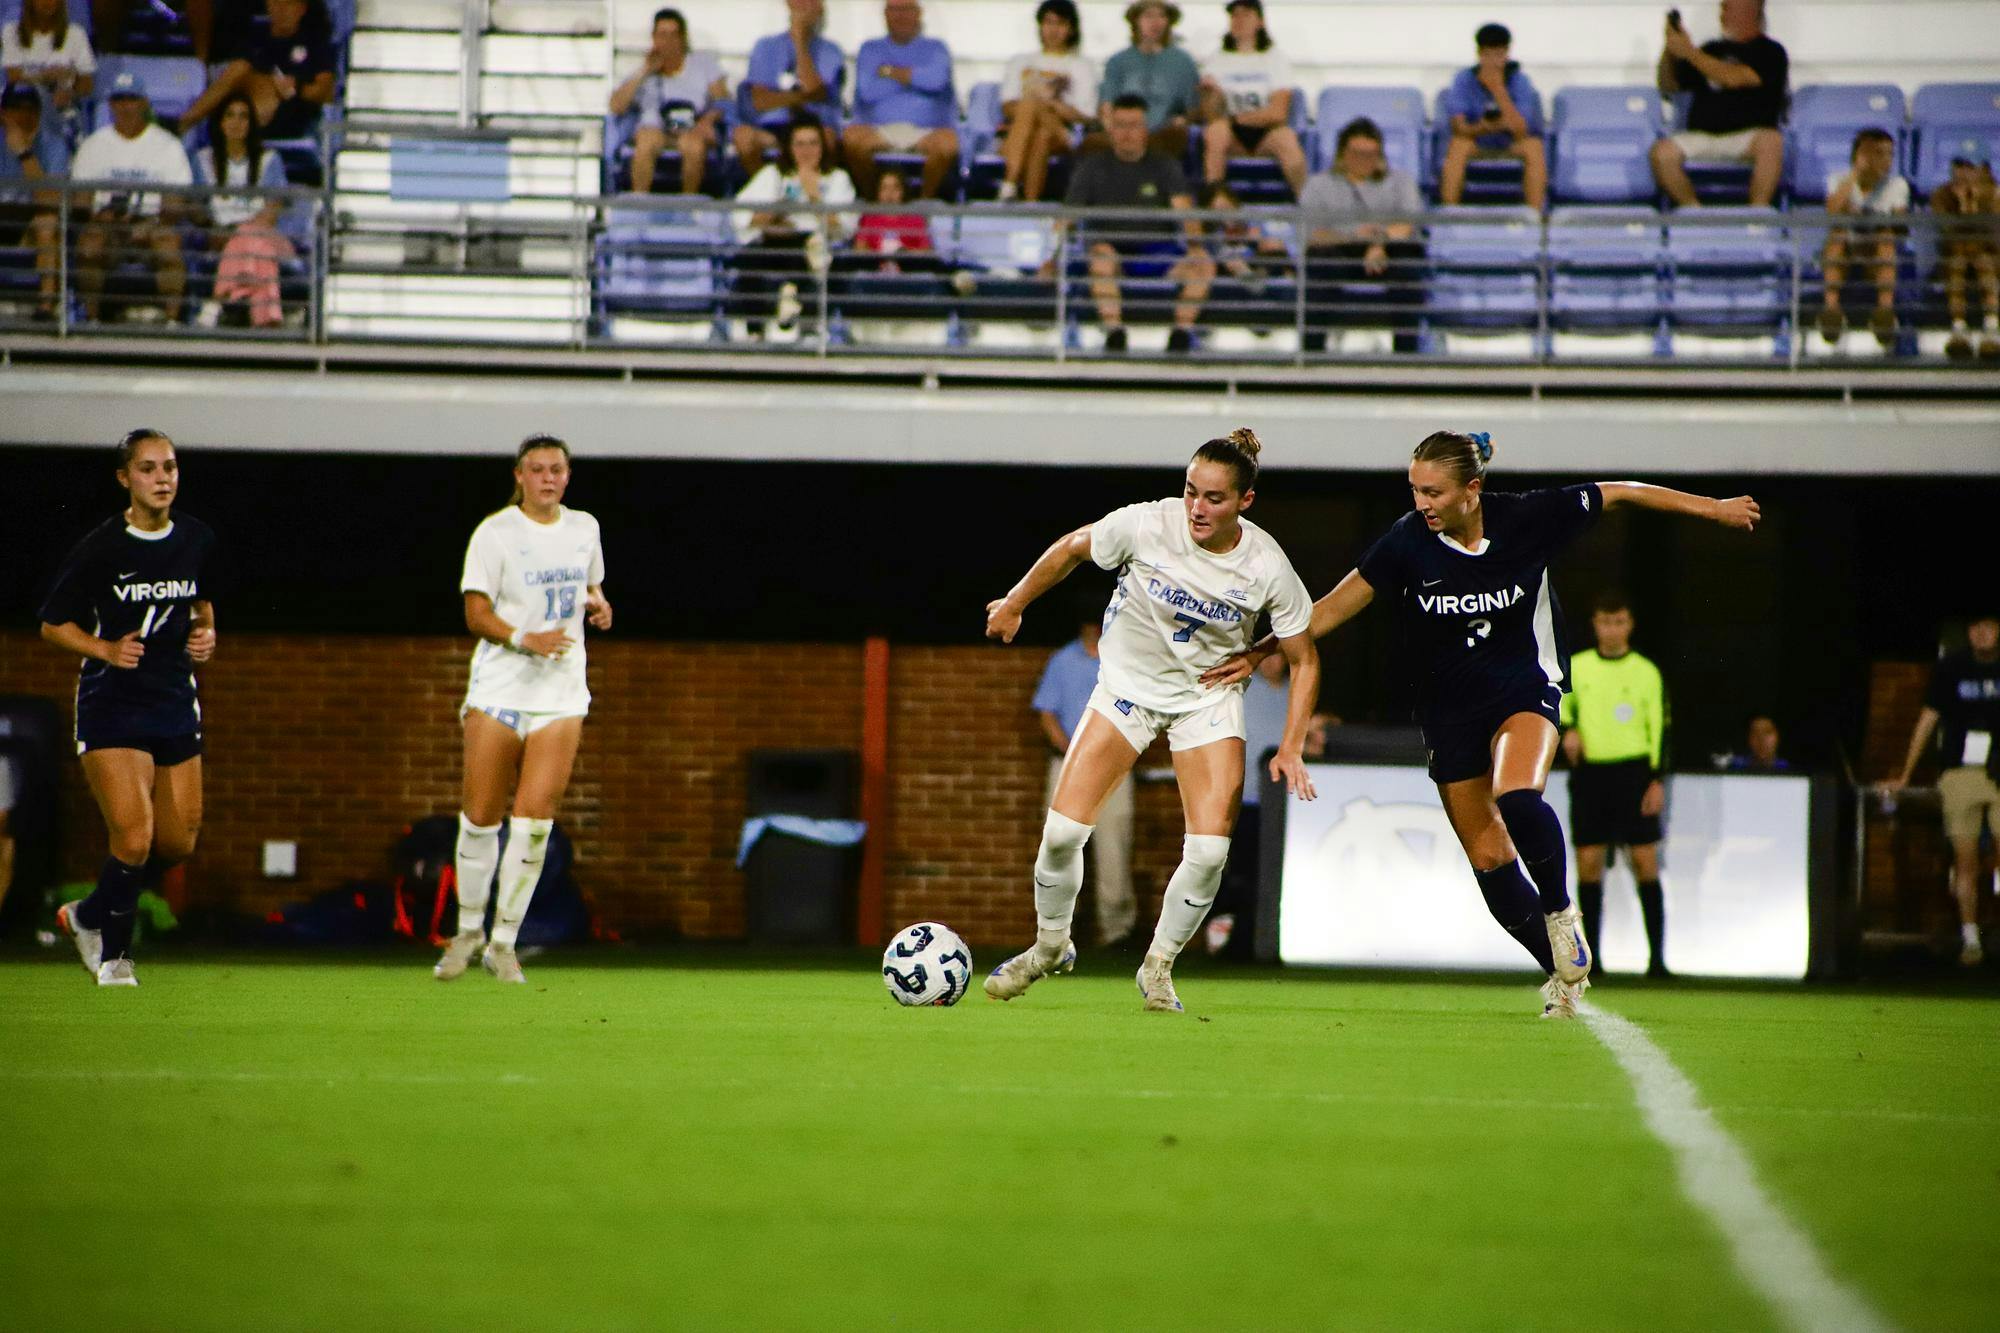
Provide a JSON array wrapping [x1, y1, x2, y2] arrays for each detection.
[[1569, 758, 1662, 848]]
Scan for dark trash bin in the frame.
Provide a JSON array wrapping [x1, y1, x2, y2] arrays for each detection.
[[743, 749, 860, 945]]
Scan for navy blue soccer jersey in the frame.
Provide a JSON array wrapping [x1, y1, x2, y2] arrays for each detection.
[[39, 514, 219, 739], [1357, 484, 1602, 725]]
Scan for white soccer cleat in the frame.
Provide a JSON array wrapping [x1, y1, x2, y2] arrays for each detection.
[[482, 943, 526, 984], [1546, 905, 1592, 984], [982, 938, 1076, 1001], [1136, 952, 1183, 1013], [1540, 974, 1586, 1020], [96, 958, 139, 988], [57, 900, 103, 978], [433, 929, 485, 981]]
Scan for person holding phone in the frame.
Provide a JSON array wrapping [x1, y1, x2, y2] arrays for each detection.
[[1436, 22, 1546, 210], [1651, 0, 1788, 208], [1298, 116, 1425, 353]]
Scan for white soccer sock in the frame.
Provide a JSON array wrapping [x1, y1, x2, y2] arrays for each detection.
[[1964, 922, 1982, 948], [490, 816, 553, 948], [1032, 809, 1095, 943], [1148, 834, 1232, 963], [453, 814, 502, 935]]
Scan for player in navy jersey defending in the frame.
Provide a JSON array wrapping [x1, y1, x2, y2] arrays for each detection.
[[1205, 431, 1758, 1017], [43, 429, 219, 987], [433, 435, 611, 985], [983, 428, 1322, 1013]]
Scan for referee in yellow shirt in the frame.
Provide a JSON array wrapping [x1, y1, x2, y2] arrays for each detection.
[[1559, 592, 1670, 977]]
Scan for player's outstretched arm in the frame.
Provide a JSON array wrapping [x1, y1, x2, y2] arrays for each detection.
[[1269, 632, 1321, 801], [985, 525, 1092, 644], [1600, 482, 1760, 531], [1200, 569, 1375, 688]]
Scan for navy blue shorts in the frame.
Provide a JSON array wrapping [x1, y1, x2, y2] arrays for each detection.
[[76, 730, 203, 765], [1421, 685, 1563, 785]]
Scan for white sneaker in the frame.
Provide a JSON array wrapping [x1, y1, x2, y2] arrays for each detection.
[[1546, 905, 1592, 984], [983, 937, 1076, 1001], [773, 281, 802, 332], [96, 958, 139, 987], [1136, 952, 1183, 1013], [434, 929, 485, 981], [996, 181, 1019, 202], [57, 900, 102, 977], [482, 943, 526, 984], [1540, 974, 1586, 1020]]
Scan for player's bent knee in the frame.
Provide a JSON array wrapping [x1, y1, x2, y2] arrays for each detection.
[[1181, 832, 1231, 873], [1041, 808, 1093, 854]]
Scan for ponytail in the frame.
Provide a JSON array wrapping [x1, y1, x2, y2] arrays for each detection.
[[1411, 430, 1491, 486], [1192, 426, 1263, 494]]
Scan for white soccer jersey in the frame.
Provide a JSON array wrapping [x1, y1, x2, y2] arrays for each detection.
[[460, 505, 605, 714], [1202, 49, 1295, 119], [1090, 497, 1312, 713]]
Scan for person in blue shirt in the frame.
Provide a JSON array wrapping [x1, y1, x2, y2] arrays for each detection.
[[734, 0, 846, 178], [1436, 23, 1546, 210], [1205, 430, 1760, 1019], [1031, 617, 1136, 947], [0, 81, 67, 320], [841, 0, 959, 200]]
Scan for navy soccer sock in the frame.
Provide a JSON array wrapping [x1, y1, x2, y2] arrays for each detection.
[[1577, 879, 1605, 969], [81, 856, 148, 961], [1473, 861, 1557, 975], [1495, 788, 1570, 914], [1637, 879, 1667, 971]]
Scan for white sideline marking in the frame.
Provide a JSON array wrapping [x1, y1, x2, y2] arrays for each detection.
[[1581, 1002, 1895, 1333]]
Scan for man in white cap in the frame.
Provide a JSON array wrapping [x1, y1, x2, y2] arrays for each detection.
[[70, 71, 192, 322]]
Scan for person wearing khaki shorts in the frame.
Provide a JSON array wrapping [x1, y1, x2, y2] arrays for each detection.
[[1880, 614, 2000, 966]]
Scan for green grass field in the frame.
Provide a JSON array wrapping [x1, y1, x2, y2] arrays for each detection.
[[2, 950, 1995, 1331]]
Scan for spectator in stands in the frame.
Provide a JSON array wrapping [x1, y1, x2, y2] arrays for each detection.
[[3, 0, 95, 120], [192, 92, 293, 327], [1931, 151, 1999, 360], [1032, 614, 1136, 948], [93, 0, 236, 62], [1816, 127, 1908, 349], [1300, 116, 1425, 353], [1062, 92, 1213, 354], [1436, 22, 1546, 210], [0, 83, 68, 320], [1725, 714, 1791, 772], [71, 71, 192, 323], [736, 0, 844, 172], [996, 0, 1095, 203], [1094, 0, 1198, 161], [735, 112, 855, 337], [1203, 181, 1289, 288], [1651, 0, 1787, 208], [1880, 613, 2000, 967], [608, 8, 727, 196], [1198, 0, 1305, 200], [176, 0, 336, 141], [852, 168, 934, 273], [844, 0, 958, 200]]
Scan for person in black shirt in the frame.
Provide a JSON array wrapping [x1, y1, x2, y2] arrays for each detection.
[[176, 0, 336, 139], [1206, 431, 1759, 1017], [1650, 0, 1787, 207], [1062, 93, 1215, 354], [42, 429, 219, 987], [1880, 614, 2000, 967]]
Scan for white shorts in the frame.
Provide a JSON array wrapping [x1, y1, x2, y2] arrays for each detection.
[[464, 704, 586, 740], [873, 122, 931, 151], [1670, 128, 1766, 162], [1084, 682, 1245, 754]]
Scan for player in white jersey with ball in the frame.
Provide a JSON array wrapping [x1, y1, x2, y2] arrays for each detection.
[[983, 428, 1320, 1012], [434, 434, 611, 984]]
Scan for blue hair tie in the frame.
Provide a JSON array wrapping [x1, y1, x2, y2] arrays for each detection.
[[1468, 431, 1493, 465]]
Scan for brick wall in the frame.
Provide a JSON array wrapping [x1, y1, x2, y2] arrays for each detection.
[[0, 630, 1186, 951]]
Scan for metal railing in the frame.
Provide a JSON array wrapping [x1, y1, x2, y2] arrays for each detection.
[[4, 179, 1996, 368]]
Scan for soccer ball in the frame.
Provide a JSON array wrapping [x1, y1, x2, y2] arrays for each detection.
[[881, 922, 973, 1007]]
